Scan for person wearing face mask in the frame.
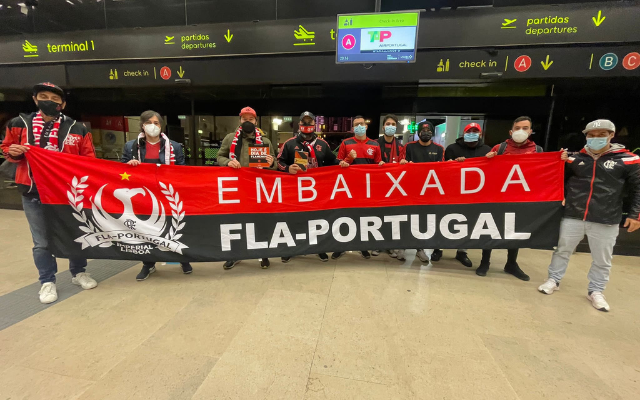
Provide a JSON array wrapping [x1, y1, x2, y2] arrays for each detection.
[[485, 116, 543, 158], [538, 119, 640, 312], [477, 116, 543, 281], [377, 114, 404, 164], [333, 115, 383, 261], [277, 111, 339, 263], [121, 110, 191, 281], [439, 123, 492, 268], [1, 82, 98, 304], [217, 106, 276, 270], [397, 119, 445, 264]]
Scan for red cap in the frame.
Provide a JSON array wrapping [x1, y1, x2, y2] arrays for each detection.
[[463, 123, 482, 133], [239, 107, 257, 118]]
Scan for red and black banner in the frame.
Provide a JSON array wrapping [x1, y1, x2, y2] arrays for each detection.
[[25, 147, 565, 262]]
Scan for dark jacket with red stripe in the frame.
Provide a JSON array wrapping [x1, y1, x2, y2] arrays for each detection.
[[565, 144, 640, 224], [338, 136, 382, 165], [277, 134, 338, 172], [1, 112, 95, 196]]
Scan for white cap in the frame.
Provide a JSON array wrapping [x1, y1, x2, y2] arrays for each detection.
[[583, 119, 615, 134]]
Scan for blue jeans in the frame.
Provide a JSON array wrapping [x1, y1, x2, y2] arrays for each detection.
[[22, 196, 87, 284]]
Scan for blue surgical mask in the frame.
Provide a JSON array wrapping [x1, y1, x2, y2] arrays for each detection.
[[586, 137, 609, 151], [384, 125, 396, 136], [464, 133, 479, 142], [354, 125, 367, 136]]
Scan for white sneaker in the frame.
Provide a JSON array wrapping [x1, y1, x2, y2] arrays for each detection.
[[416, 249, 430, 263], [371, 250, 380, 256], [587, 291, 610, 312], [39, 282, 58, 304], [387, 250, 398, 258], [72, 272, 98, 290], [538, 278, 559, 295], [396, 249, 406, 261]]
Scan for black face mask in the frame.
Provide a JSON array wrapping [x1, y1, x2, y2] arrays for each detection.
[[37, 100, 62, 117], [419, 132, 433, 142], [300, 132, 316, 142], [241, 121, 255, 134]]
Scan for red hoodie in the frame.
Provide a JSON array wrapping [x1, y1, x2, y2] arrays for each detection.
[[491, 139, 539, 155]]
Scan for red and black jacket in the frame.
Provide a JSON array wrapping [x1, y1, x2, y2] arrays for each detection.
[[565, 145, 640, 224], [277, 134, 338, 172], [1, 112, 95, 196], [338, 136, 382, 165]]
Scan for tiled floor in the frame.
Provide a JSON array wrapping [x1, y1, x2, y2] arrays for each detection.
[[1, 209, 639, 399]]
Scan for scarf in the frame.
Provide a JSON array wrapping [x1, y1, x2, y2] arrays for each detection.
[[378, 136, 399, 163], [300, 135, 318, 168], [137, 132, 175, 165], [230, 126, 263, 160], [31, 112, 61, 151]]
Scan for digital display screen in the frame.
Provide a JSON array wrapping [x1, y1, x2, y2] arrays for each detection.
[[336, 11, 420, 64]]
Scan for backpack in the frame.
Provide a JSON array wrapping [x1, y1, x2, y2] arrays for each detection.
[[497, 141, 543, 155]]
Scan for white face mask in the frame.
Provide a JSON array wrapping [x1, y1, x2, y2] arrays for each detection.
[[512, 129, 529, 143], [144, 123, 161, 137]]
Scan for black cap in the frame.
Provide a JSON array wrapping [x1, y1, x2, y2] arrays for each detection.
[[417, 120, 434, 133], [33, 82, 65, 100], [300, 111, 315, 121]]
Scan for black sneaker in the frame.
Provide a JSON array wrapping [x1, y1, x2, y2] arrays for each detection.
[[361, 251, 371, 259], [455, 251, 473, 268], [504, 262, 530, 281], [261, 258, 270, 269], [475, 262, 490, 277], [331, 252, 345, 260], [431, 249, 443, 262], [181, 263, 193, 274], [281, 257, 291, 263], [318, 253, 329, 262], [223, 260, 239, 270], [136, 265, 156, 281]]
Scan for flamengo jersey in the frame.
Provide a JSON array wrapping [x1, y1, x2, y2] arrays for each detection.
[[338, 136, 382, 165]]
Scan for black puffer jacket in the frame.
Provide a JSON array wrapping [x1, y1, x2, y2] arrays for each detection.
[[565, 144, 640, 224], [444, 137, 491, 160]]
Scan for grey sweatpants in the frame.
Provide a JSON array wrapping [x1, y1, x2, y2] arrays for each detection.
[[548, 218, 619, 293]]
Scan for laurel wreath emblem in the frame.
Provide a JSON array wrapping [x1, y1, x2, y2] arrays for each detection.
[[159, 181, 185, 240], [66, 176, 186, 246], [67, 175, 112, 247]]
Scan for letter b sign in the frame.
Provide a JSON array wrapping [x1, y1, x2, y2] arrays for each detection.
[[599, 53, 618, 71]]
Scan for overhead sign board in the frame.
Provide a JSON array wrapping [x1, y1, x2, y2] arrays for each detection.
[[0, 2, 638, 66], [336, 11, 419, 64]]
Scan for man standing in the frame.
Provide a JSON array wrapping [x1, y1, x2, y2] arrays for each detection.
[[538, 119, 640, 312], [399, 120, 444, 265], [217, 106, 276, 270], [1, 82, 98, 303], [278, 111, 339, 263], [437, 122, 491, 268], [377, 114, 404, 164], [333, 115, 383, 260], [479, 116, 542, 281], [121, 110, 192, 281]]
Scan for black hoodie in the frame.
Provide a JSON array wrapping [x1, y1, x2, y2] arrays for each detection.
[[445, 137, 491, 160]]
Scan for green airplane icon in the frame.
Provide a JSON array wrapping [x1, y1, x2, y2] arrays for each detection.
[[294, 25, 315, 41]]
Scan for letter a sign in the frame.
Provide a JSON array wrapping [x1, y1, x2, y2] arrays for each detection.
[[514, 55, 532, 72], [342, 34, 356, 50]]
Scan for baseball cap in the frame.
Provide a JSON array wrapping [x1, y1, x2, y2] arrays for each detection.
[[582, 119, 615, 134], [300, 111, 315, 121], [463, 122, 482, 133], [33, 82, 65, 100], [239, 106, 257, 118], [417, 120, 434, 133]]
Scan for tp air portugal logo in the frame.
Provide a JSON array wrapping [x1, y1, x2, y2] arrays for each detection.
[[67, 176, 188, 255]]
